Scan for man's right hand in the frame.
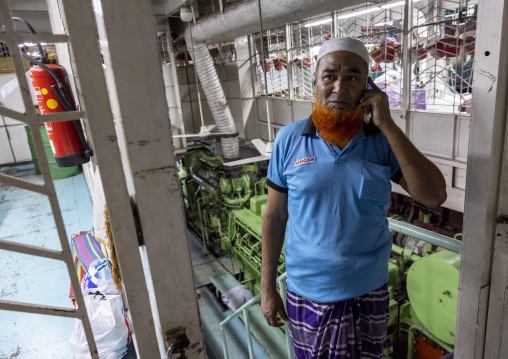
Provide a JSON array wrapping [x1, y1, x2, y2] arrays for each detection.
[[261, 289, 289, 327]]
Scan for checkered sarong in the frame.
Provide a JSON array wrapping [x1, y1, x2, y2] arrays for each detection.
[[287, 283, 389, 359]]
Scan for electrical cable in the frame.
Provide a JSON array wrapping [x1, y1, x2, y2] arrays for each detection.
[[12, 17, 46, 63], [23, 52, 66, 92]]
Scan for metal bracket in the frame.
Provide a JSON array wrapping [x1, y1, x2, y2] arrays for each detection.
[[164, 326, 190, 358]]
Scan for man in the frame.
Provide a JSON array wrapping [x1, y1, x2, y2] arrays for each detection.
[[260, 37, 447, 359]]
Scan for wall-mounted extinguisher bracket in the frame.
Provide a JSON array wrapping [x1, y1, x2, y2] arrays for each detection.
[[29, 63, 93, 167]]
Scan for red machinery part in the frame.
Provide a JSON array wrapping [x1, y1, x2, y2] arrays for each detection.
[[29, 64, 91, 167], [414, 331, 450, 359]]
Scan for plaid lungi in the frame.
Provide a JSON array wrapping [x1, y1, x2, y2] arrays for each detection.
[[287, 283, 389, 359]]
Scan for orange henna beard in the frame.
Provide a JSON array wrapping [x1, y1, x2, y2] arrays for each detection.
[[312, 101, 364, 149]]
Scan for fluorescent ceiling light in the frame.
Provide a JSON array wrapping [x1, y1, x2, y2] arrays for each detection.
[[18, 42, 37, 47], [304, 18, 332, 27], [337, 0, 423, 20], [338, 7, 381, 20], [381, 1, 405, 9]]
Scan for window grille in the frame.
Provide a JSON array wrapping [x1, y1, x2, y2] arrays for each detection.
[[252, 0, 476, 115], [411, 0, 477, 114], [253, 26, 289, 97]]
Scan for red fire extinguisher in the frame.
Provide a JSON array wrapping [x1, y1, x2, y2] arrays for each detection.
[[29, 63, 93, 167]]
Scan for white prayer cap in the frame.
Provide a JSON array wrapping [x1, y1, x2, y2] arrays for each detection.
[[316, 37, 370, 65]]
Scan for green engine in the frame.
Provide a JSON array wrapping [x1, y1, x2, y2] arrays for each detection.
[[178, 147, 459, 359]]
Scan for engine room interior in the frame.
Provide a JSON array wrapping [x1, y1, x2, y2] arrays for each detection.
[[0, 0, 506, 359]]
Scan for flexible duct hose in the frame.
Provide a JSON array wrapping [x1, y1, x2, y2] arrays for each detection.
[[184, 29, 239, 160]]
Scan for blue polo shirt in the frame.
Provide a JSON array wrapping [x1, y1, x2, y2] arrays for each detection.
[[266, 116, 402, 303]]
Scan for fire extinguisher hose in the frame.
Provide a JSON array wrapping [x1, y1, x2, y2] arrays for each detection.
[[50, 84, 93, 157], [12, 17, 46, 63]]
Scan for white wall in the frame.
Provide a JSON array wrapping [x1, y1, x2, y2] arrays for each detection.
[[0, 74, 33, 166]]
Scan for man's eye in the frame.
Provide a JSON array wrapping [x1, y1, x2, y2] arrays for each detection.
[[324, 75, 335, 80], [348, 76, 358, 81]]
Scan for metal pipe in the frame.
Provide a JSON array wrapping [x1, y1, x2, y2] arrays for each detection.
[[242, 309, 255, 358], [221, 327, 230, 359], [219, 271, 288, 358], [391, 244, 421, 262], [277, 273, 294, 359], [188, 25, 206, 131], [188, 0, 361, 44], [184, 29, 239, 160], [388, 218, 462, 253]]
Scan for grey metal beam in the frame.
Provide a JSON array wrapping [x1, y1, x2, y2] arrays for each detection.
[[0, 300, 80, 318], [95, 0, 205, 357], [455, 0, 508, 357], [0, 173, 47, 195], [0, 239, 63, 261]]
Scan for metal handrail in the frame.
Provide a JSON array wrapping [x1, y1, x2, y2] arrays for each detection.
[[219, 272, 293, 359], [388, 218, 462, 253], [219, 219, 461, 359]]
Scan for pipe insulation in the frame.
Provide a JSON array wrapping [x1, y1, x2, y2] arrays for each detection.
[[184, 30, 239, 160], [188, 0, 367, 44], [184, 0, 367, 160]]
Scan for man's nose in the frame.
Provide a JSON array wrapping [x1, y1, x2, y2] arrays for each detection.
[[332, 78, 347, 93]]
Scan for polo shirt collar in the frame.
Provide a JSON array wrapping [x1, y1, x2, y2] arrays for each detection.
[[301, 115, 316, 135], [301, 114, 381, 137]]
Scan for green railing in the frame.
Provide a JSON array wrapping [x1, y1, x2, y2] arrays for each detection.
[[219, 272, 294, 359], [388, 218, 462, 253], [218, 218, 462, 358]]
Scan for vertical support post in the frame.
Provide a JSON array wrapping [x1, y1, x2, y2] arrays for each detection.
[[163, 20, 187, 150], [93, 1, 205, 358], [285, 23, 294, 101], [332, 11, 338, 38], [54, 0, 162, 357], [455, 0, 508, 357], [279, 276, 295, 359], [402, 0, 413, 118]]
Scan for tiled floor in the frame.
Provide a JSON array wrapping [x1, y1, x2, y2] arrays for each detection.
[[0, 164, 273, 359]]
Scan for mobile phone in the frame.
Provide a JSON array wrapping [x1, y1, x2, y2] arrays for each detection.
[[364, 79, 372, 124]]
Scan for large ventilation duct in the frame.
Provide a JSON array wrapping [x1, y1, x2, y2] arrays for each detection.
[[184, 0, 366, 160]]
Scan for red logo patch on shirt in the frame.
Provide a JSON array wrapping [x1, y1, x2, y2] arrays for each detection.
[[294, 157, 316, 167]]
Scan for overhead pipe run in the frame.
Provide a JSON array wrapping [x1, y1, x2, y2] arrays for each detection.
[[183, 0, 363, 160], [187, 0, 362, 44]]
